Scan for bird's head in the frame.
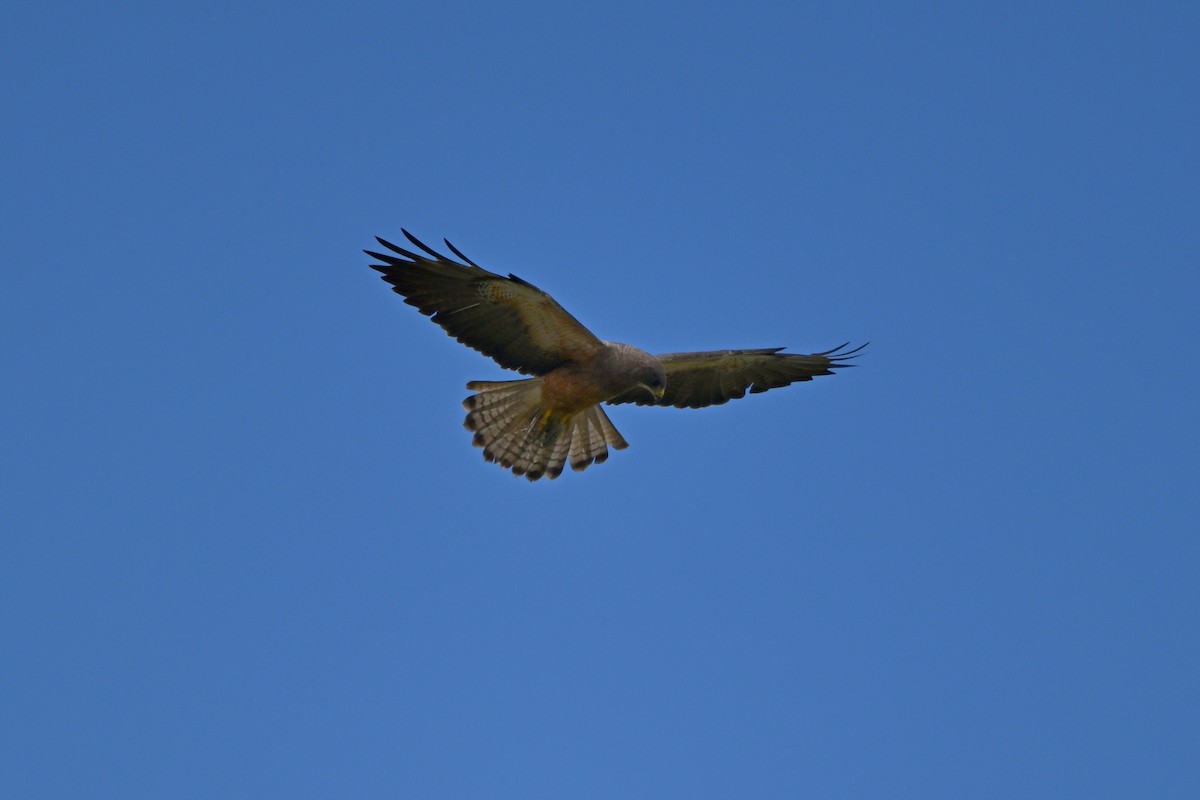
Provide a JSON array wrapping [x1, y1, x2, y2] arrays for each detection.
[[635, 360, 668, 401], [602, 342, 668, 402]]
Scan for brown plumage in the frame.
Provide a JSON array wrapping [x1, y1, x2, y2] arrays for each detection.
[[365, 230, 864, 481]]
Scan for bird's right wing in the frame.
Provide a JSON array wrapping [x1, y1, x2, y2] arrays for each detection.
[[607, 343, 866, 408], [365, 231, 604, 375]]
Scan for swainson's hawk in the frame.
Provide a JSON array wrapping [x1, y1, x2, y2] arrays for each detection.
[[365, 230, 865, 480]]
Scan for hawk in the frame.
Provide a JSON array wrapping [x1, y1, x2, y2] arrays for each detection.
[[365, 230, 865, 481]]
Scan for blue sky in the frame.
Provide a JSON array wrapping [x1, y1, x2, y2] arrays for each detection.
[[3, 2, 1198, 797]]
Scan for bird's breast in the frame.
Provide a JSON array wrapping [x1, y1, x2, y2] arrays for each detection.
[[542, 364, 624, 412]]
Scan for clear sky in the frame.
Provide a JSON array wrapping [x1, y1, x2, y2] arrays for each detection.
[[3, 2, 1198, 798]]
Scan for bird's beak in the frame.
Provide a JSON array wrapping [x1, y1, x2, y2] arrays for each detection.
[[646, 384, 666, 399]]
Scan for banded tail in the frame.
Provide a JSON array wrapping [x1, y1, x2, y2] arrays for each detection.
[[462, 379, 628, 481]]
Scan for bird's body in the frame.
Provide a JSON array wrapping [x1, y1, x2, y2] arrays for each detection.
[[540, 342, 666, 412], [365, 230, 864, 480]]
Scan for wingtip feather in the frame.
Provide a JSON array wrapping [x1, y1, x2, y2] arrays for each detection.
[[401, 229, 450, 261]]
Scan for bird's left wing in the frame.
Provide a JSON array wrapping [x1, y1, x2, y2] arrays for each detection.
[[607, 343, 866, 408], [365, 231, 604, 376]]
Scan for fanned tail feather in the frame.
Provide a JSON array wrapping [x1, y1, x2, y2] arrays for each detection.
[[569, 406, 625, 471], [462, 379, 628, 481]]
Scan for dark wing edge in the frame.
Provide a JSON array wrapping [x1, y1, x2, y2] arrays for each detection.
[[364, 230, 603, 375], [607, 342, 867, 408]]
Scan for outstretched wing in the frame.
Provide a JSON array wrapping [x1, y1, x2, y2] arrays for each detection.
[[607, 343, 866, 409], [365, 230, 604, 375]]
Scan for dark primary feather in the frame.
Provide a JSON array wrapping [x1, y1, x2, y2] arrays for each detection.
[[606, 342, 867, 408], [364, 230, 603, 375]]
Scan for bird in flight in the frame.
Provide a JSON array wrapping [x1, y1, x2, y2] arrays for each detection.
[[365, 230, 865, 481]]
